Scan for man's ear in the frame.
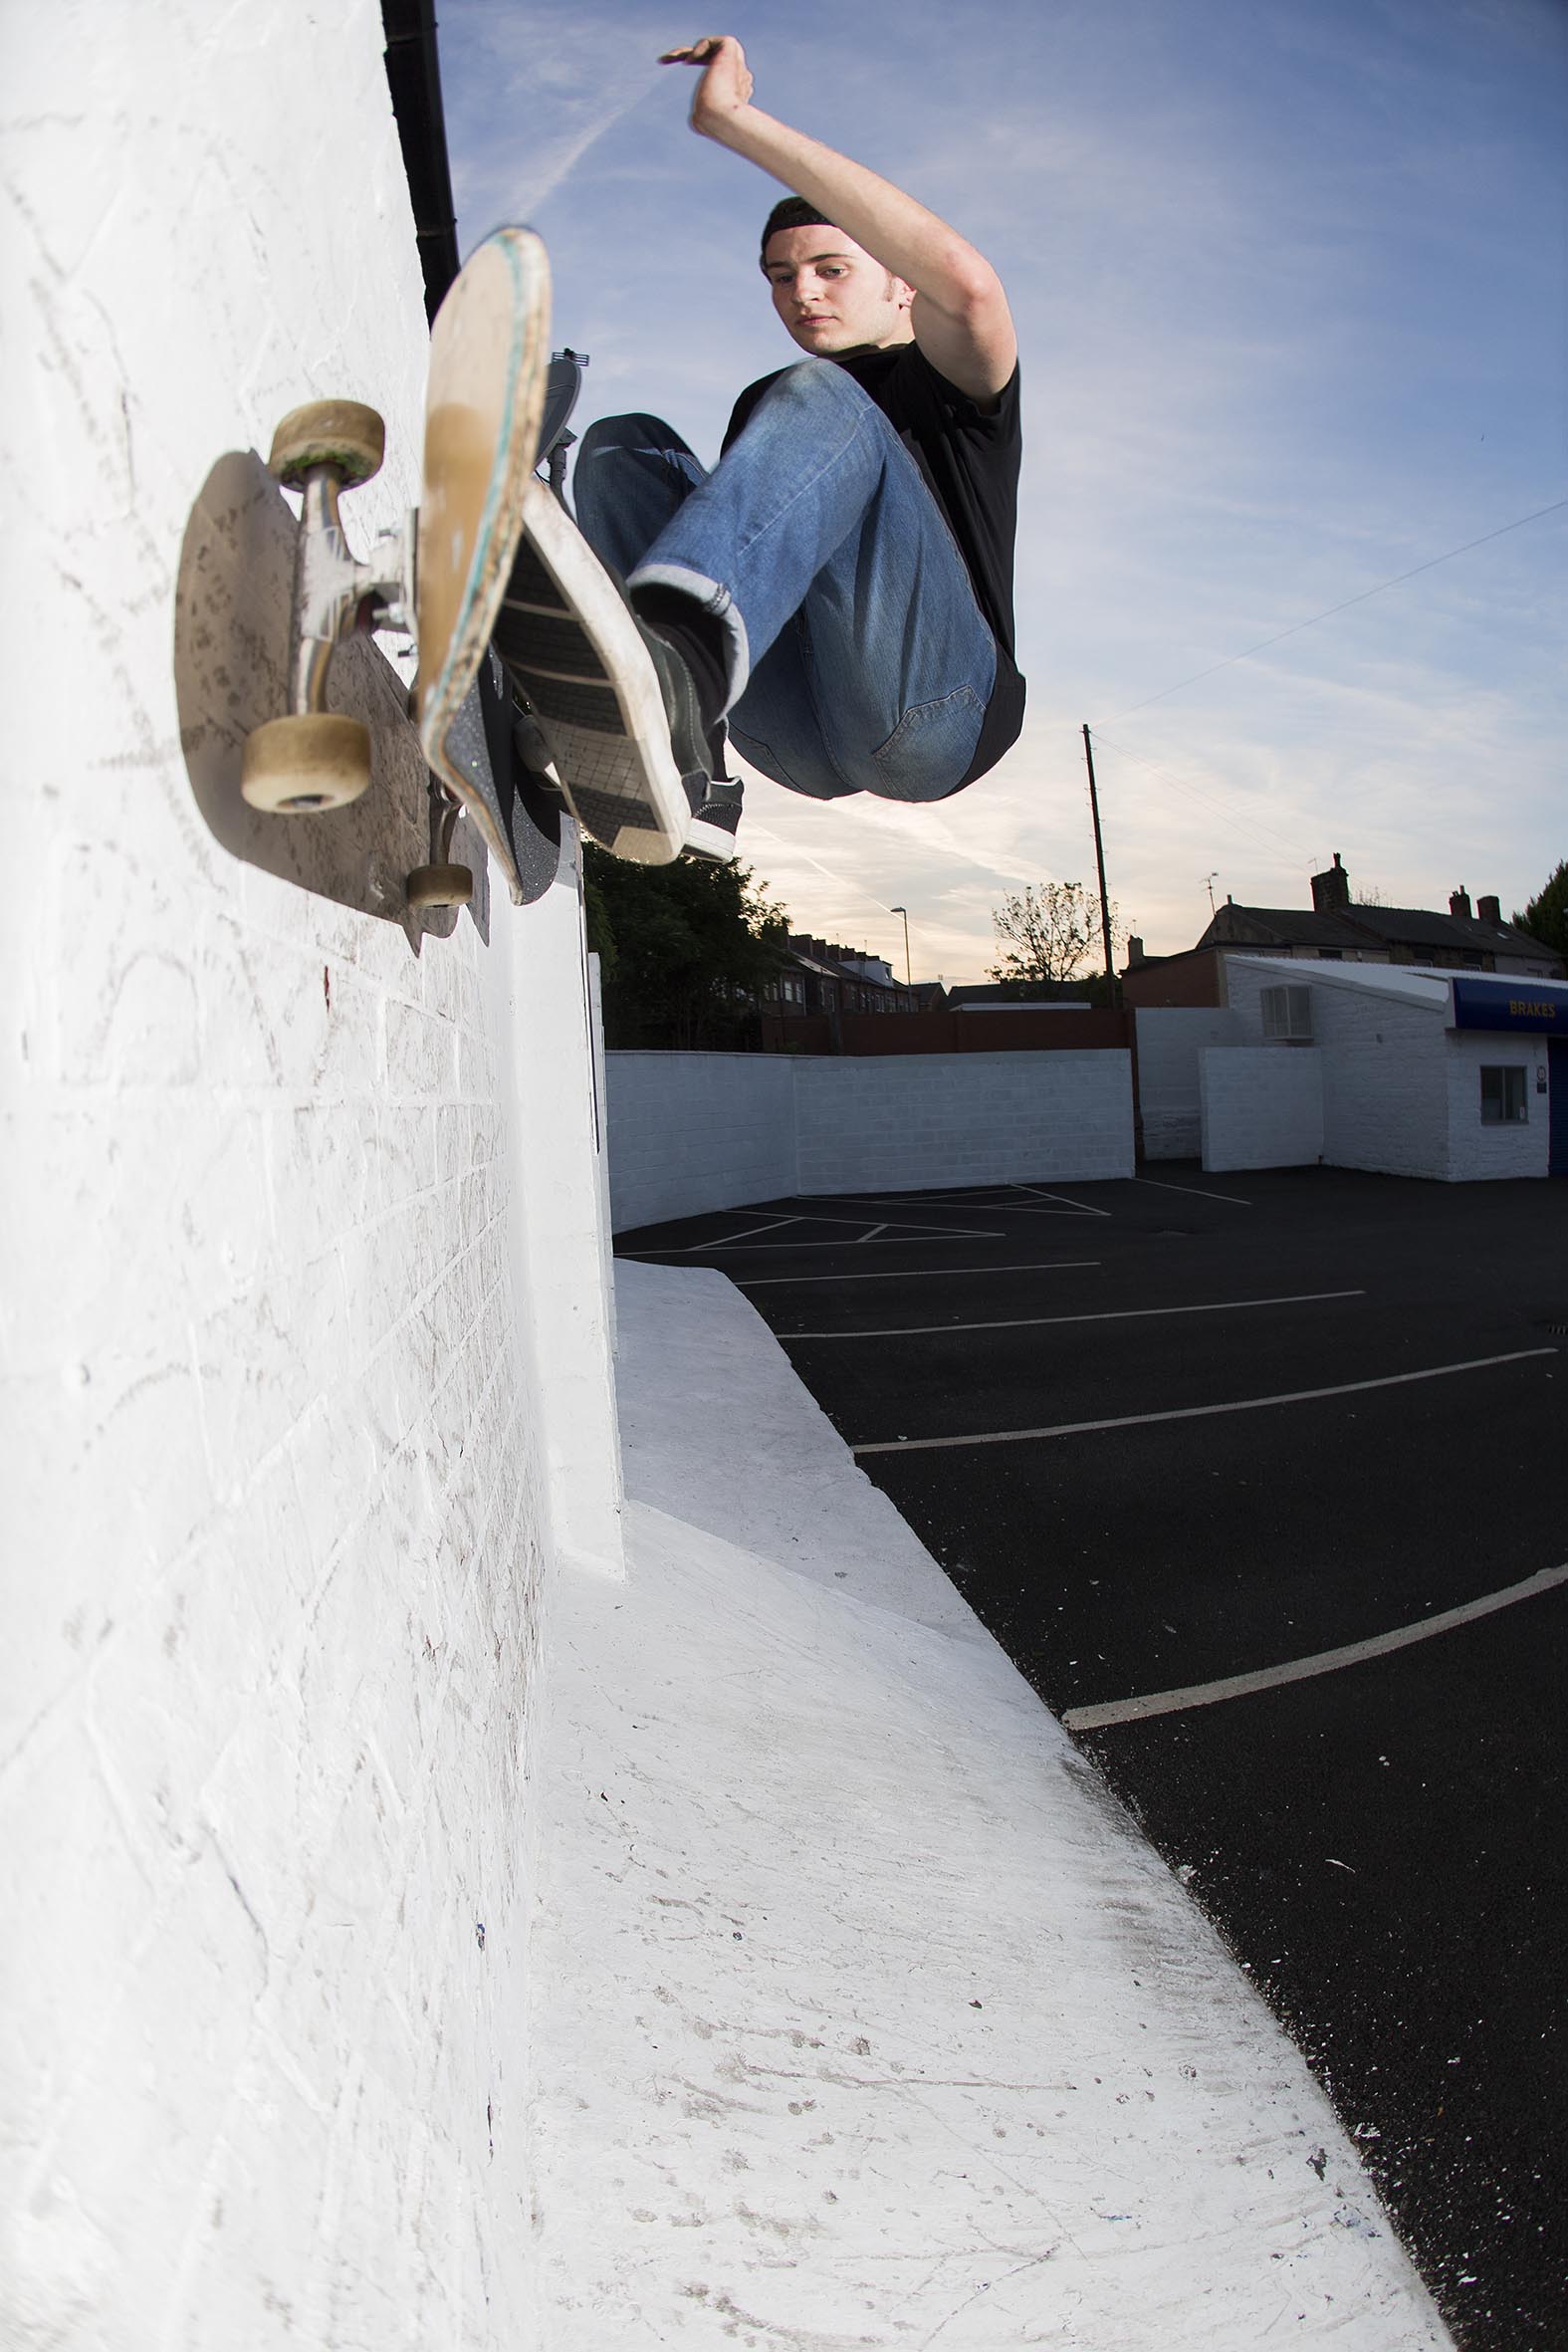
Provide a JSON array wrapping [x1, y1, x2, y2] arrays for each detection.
[[894, 276, 915, 313]]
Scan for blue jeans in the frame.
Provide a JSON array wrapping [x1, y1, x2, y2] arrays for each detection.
[[570, 359, 997, 803]]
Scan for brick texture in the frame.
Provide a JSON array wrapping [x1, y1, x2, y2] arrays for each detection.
[[2, 9, 582, 2343], [606, 1050, 1135, 1228]]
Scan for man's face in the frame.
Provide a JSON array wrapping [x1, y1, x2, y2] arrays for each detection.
[[762, 225, 915, 356]]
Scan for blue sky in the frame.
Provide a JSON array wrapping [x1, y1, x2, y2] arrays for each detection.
[[439, 0, 1566, 983]]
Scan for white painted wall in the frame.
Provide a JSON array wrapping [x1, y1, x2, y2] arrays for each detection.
[[1446, 1033, 1549, 1181], [1199, 1047, 1325, 1170], [3, 7, 616, 2343], [1221, 960, 1460, 1179], [606, 1050, 798, 1230], [605, 1049, 1135, 1227], [793, 1051, 1134, 1192], [1316, 992, 1452, 1178], [1133, 1007, 1243, 1158]]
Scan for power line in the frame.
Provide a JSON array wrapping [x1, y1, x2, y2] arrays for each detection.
[[1088, 729, 1321, 873], [1107, 495, 1568, 720]]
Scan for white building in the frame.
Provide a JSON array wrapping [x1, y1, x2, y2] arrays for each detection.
[[1183, 956, 1568, 1180]]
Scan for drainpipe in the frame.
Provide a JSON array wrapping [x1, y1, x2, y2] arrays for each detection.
[[381, 0, 462, 323]]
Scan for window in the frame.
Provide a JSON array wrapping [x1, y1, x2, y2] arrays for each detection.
[[1479, 1065, 1527, 1124], [1260, 984, 1313, 1041]]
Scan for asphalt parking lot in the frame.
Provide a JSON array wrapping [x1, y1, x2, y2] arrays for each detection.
[[617, 1166, 1568, 2351]]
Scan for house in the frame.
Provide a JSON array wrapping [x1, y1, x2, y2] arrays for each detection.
[[1122, 854, 1563, 1007], [1134, 955, 1568, 1179], [767, 935, 918, 1021]]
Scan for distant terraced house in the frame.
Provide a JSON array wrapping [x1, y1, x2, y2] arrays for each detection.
[[1123, 854, 1563, 1008]]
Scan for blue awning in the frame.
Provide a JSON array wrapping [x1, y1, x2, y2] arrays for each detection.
[[1451, 976, 1568, 1033]]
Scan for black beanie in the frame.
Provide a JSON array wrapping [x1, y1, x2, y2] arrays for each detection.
[[760, 195, 834, 267]]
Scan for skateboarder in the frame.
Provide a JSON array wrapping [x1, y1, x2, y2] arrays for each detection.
[[514, 33, 1024, 860]]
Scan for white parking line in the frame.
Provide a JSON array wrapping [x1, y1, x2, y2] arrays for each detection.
[[664, 1215, 793, 1251], [950, 1201, 1110, 1219], [738, 1260, 1103, 1288], [852, 1346, 1557, 1454], [1062, 1562, 1568, 1733], [786, 1288, 1363, 1341], [625, 1230, 1008, 1259], [1136, 1176, 1253, 1207], [823, 1189, 1020, 1206], [1011, 1184, 1114, 1217]]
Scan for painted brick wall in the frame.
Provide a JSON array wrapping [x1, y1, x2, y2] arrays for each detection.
[[1199, 1047, 1325, 1169], [1133, 1007, 1244, 1158], [793, 1052, 1134, 1192], [1221, 962, 1453, 1179], [1446, 1033, 1549, 1181], [605, 1050, 1135, 1228], [3, 8, 613, 2343], [606, 1051, 799, 1231], [1317, 993, 1452, 1178]]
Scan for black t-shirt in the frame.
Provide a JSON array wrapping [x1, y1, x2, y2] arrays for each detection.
[[723, 345, 1025, 787]]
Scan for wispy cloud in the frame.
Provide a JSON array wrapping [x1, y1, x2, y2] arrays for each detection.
[[443, 6, 679, 226]]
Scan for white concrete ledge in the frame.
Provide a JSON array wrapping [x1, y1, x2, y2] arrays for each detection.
[[525, 1261, 1453, 2348]]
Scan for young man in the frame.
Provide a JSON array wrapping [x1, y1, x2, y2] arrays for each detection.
[[498, 34, 1022, 860]]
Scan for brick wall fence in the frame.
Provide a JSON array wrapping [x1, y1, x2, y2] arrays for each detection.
[[763, 1007, 1131, 1056], [606, 1049, 1136, 1231]]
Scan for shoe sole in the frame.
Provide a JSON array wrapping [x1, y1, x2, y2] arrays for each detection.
[[684, 813, 740, 863], [493, 485, 690, 864]]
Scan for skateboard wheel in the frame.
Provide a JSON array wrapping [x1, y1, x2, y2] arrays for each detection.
[[406, 862, 475, 910], [241, 713, 371, 812], [267, 400, 386, 489]]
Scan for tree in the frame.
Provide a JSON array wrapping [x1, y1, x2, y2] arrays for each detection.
[[583, 842, 788, 1049], [988, 879, 1122, 991], [1514, 859, 1568, 959]]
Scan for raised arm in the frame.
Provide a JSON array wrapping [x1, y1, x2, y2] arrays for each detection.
[[660, 35, 1016, 404]]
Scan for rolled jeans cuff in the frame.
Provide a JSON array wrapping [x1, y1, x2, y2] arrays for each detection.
[[626, 560, 751, 707]]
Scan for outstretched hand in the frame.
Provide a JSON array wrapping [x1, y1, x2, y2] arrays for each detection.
[[657, 34, 755, 137]]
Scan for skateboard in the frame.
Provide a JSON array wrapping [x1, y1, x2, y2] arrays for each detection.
[[492, 493, 697, 865], [237, 225, 554, 908], [174, 444, 493, 943]]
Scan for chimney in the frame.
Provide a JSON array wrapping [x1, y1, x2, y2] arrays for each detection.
[[1477, 894, 1501, 925], [1126, 935, 1146, 968], [1449, 887, 1473, 921], [1311, 852, 1350, 912]]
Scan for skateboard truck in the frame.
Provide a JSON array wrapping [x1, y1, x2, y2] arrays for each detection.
[[406, 775, 474, 910], [240, 401, 414, 815]]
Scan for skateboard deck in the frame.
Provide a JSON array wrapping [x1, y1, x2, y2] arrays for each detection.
[[213, 226, 557, 913], [415, 227, 553, 901], [493, 485, 693, 864]]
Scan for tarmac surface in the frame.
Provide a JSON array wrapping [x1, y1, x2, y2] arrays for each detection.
[[618, 1166, 1568, 2351]]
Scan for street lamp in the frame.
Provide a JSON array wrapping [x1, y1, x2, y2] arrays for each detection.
[[890, 905, 912, 991]]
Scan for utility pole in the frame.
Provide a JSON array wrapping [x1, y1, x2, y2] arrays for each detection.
[[890, 904, 912, 990], [1081, 726, 1118, 1005]]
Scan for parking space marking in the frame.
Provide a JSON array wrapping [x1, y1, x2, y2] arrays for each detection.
[[662, 1215, 795, 1251], [852, 1346, 1557, 1454], [623, 1209, 1008, 1259], [808, 1186, 1113, 1218], [625, 1230, 1008, 1260], [823, 1189, 1018, 1206], [1062, 1562, 1568, 1732], [1012, 1183, 1114, 1217], [737, 1260, 1103, 1289], [1136, 1176, 1254, 1207], [787, 1288, 1363, 1340]]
